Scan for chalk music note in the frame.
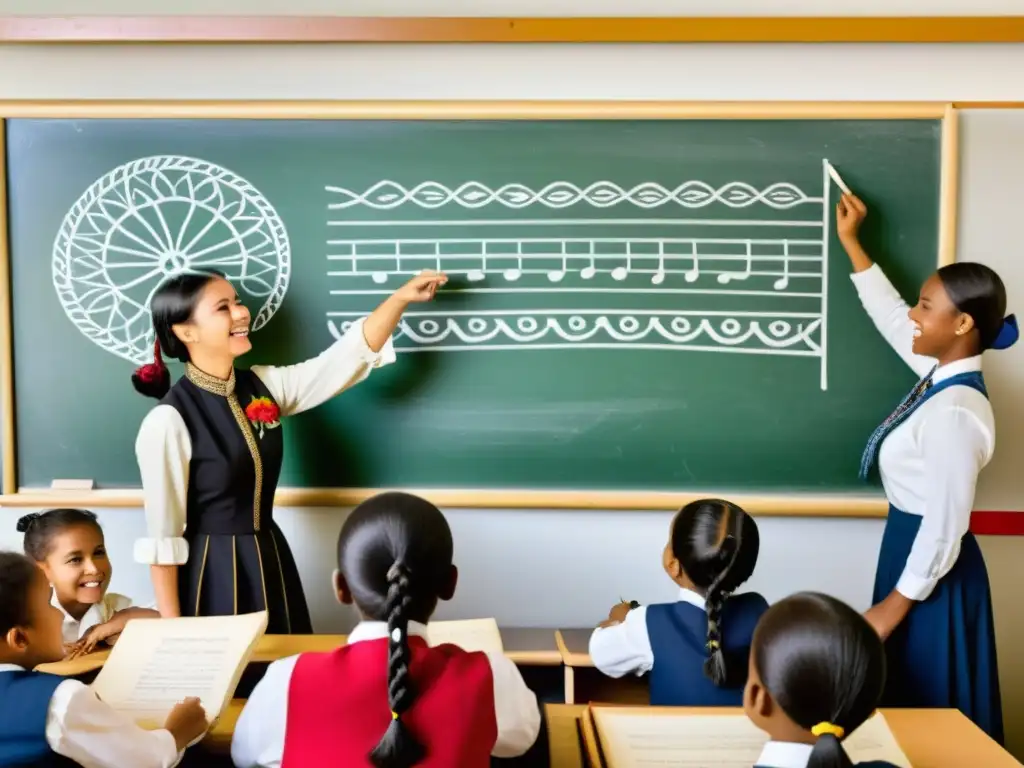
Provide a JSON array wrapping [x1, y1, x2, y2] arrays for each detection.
[[611, 243, 631, 281], [716, 240, 752, 284], [371, 240, 398, 284], [548, 242, 567, 282], [651, 242, 666, 285], [504, 242, 523, 281], [684, 241, 700, 283], [580, 241, 597, 280], [467, 240, 486, 282], [773, 240, 790, 290]]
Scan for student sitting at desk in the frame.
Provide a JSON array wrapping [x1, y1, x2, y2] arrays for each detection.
[[589, 498, 767, 705], [231, 491, 541, 768], [0, 551, 208, 768], [18, 509, 158, 659], [744, 592, 898, 768]]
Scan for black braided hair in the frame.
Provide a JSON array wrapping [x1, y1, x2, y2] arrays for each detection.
[[132, 270, 225, 399], [18, 508, 101, 562], [668, 499, 760, 687], [368, 561, 425, 768], [336, 491, 456, 768], [752, 593, 886, 768]]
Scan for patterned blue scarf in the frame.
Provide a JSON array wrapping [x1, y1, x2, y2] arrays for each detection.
[[858, 366, 988, 481]]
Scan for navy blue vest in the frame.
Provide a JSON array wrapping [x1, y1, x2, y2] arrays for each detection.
[[0, 670, 79, 767], [646, 592, 769, 706]]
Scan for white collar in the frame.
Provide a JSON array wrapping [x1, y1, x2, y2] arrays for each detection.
[[0, 663, 27, 673], [50, 589, 111, 642], [755, 741, 814, 768], [678, 587, 707, 610], [347, 620, 429, 645], [932, 355, 982, 384]]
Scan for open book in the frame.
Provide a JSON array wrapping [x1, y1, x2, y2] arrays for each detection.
[[424, 618, 503, 654], [90, 611, 268, 729], [584, 706, 912, 768]]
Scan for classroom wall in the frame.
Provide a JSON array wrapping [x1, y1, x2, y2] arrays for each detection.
[[1, 11, 1023, 751]]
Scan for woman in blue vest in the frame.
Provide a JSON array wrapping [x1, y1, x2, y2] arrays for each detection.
[[836, 192, 1017, 743]]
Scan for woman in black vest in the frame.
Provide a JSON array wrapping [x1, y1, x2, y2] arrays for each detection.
[[131, 269, 446, 633]]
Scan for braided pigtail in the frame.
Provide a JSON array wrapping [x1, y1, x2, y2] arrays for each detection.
[[702, 509, 745, 687], [369, 562, 425, 768]]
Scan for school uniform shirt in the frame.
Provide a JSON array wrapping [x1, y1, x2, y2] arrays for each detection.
[[589, 587, 769, 706], [753, 741, 899, 768], [51, 589, 133, 644], [851, 264, 995, 601], [0, 663, 181, 768], [230, 620, 542, 768], [133, 318, 394, 634]]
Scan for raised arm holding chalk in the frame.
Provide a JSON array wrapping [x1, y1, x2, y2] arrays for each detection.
[[835, 193, 873, 273], [833, 175, 1016, 745]]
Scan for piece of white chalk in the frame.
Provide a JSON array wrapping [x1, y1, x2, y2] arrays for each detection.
[[825, 160, 852, 195]]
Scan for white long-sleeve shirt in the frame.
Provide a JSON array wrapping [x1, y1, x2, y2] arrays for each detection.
[[0, 663, 181, 768], [133, 318, 395, 566], [230, 621, 541, 768], [851, 264, 995, 601]]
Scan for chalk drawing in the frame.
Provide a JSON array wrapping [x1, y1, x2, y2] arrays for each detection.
[[53, 155, 290, 365]]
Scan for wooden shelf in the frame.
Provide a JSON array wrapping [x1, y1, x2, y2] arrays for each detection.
[[2, 16, 1024, 44]]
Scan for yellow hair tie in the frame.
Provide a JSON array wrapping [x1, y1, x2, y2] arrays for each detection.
[[811, 722, 844, 739], [706, 640, 720, 650], [391, 711, 399, 721]]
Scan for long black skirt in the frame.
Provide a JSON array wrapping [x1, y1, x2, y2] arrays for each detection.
[[178, 522, 312, 634]]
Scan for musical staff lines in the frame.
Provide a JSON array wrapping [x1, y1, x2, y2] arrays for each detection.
[[322, 169, 832, 389], [325, 236, 825, 294]]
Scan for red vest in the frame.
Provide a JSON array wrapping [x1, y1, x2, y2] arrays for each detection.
[[282, 637, 498, 767]]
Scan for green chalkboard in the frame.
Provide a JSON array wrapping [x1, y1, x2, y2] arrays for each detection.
[[4, 116, 942, 494]]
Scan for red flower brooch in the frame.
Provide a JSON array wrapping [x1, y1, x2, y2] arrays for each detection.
[[245, 396, 280, 438]]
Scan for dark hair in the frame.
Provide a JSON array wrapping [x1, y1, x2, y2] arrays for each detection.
[[132, 270, 224, 399], [670, 498, 759, 688], [337, 491, 455, 768], [18, 508, 102, 562], [936, 262, 1007, 351], [0, 551, 40, 635], [752, 592, 886, 768]]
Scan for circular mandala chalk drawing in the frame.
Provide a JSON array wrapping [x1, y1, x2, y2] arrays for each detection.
[[52, 156, 291, 365]]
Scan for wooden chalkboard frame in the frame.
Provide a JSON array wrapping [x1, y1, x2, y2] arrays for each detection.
[[0, 100, 958, 516], [1, 16, 1024, 44]]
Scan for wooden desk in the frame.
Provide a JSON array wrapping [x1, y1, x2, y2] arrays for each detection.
[[37, 627, 563, 678], [556, 629, 648, 706], [566, 705, 1021, 768]]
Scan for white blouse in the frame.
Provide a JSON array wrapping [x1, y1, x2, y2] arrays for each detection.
[[133, 318, 396, 566], [755, 741, 815, 768], [851, 264, 995, 601], [52, 589, 133, 644], [230, 620, 542, 768], [0, 663, 182, 768], [588, 588, 707, 679]]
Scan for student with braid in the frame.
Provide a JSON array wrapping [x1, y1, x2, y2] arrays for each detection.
[[745, 592, 898, 768], [589, 498, 767, 705], [231, 491, 541, 768]]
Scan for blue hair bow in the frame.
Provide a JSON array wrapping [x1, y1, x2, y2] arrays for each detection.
[[991, 314, 1019, 351]]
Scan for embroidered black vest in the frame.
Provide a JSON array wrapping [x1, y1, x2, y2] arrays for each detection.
[[161, 364, 284, 536]]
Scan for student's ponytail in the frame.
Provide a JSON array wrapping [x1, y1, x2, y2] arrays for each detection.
[[807, 728, 854, 768], [702, 507, 745, 687], [369, 561, 425, 768]]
